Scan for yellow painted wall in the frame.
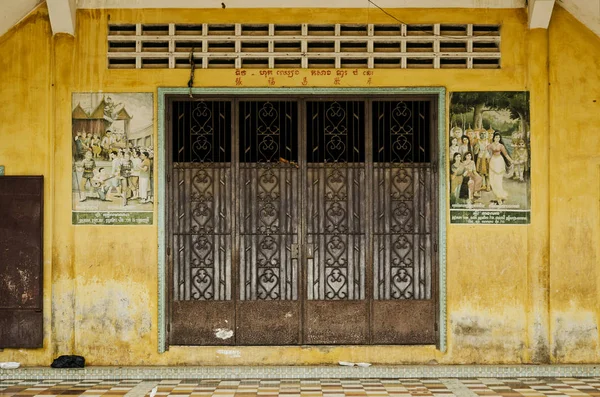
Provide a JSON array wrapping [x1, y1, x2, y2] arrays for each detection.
[[0, 5, 54, 365], [548, 7, 600, 363], [0, 4, 598, 365]]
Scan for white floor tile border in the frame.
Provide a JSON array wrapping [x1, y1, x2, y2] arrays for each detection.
[[2, 365, 600, 380]]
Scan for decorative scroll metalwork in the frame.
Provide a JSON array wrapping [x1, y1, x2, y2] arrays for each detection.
[[166, 95, 440, 347], [239, 101, 299, 301], [307, 101, 365, 300], [172, 101, 232, 301], [373, 101, 433, 300], [168, 100, 434, 304]]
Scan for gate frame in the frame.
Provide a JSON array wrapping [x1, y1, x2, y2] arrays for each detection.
[[157, 87, 447, 353]]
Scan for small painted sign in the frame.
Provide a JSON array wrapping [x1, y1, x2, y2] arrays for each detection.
[[0, 166, 4, 175], [232, 68, 375, 87]]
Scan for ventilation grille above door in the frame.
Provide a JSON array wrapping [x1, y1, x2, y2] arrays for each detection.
[[107, 23, 501, 70]]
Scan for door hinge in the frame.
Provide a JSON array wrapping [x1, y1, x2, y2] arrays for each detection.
[[167, 172, 171, 183], [167, 247, 171, 257], [432, 160, 438, 174], [433, 242, 438, 252], [434, 321, 439, 332], [167, 324, 171, 332]]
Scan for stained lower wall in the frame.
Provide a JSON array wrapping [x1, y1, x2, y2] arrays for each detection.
[[548, 6, 600, 363], [0, 4, 598, 365]]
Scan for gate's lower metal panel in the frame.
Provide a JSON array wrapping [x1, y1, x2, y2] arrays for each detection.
[[170, 301, 235, 345], [237, 301, 300, 345], [304, 301, 368, 344]]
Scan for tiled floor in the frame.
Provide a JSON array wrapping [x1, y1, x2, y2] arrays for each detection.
[[462, 378, 600, 397], [0, 380, 141, 397], [2, 379, 600, 397], [150, 379, 454, 397]]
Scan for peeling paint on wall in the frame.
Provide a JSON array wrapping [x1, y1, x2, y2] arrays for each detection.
[[552, 310, 600, 362], [74, 279, 152, 361], [51, 278, 76, 353], [215, 328, 234, 340], [450, 308, 527, 363]]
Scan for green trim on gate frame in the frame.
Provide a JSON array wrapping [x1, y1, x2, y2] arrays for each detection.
[[157, 87, 447, 354]]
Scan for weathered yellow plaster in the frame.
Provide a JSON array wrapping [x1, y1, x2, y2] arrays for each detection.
[[548, 7, 600, 363], [0, 5, 599, 365], [0, 4, 53, 364]]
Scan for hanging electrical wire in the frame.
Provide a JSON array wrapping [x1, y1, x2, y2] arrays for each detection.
[[367, 0, 478, 39], [187, 48, 196, 98]]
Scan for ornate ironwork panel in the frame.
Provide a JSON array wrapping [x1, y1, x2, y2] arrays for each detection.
[[239, 101, 300, 301], [172, 101, 233, 301], [372, 101, 433, 300], [167, 96, 439, 346], [306, 101, 366, 301]]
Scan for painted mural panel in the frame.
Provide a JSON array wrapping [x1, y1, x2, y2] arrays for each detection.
[[449, 92, 530, 224], [72, 93, 154, 225]]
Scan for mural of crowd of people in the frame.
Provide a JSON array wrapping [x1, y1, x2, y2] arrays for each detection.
[[72, 93, 154, 225], [449, 92, 531, 224]]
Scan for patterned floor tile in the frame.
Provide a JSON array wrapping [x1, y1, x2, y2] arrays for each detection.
[[0, 380, 141, 397], [1, 378, 600, 397], [465, 378, 600, 397]]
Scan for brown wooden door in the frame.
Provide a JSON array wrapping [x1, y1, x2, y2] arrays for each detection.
[[166, 96, 437, 346], [0, 176, 44, 348]]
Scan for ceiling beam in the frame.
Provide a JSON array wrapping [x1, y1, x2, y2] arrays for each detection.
[[47, 0, 76, 36], [77, 0, 525, 9], [529, 0, 556, 29]]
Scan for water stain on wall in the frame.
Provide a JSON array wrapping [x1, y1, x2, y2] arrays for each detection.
[[74, 279, 152, 362], [450, 308, 527, 364], [552, 310, 599, 362]]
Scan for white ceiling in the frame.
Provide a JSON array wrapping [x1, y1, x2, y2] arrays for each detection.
[[556, 0, 600, 37], [0, 0, 42, 38], [0, 0, 598, 39]]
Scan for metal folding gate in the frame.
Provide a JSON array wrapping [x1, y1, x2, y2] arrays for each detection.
[[166, 96, 438, 346]]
